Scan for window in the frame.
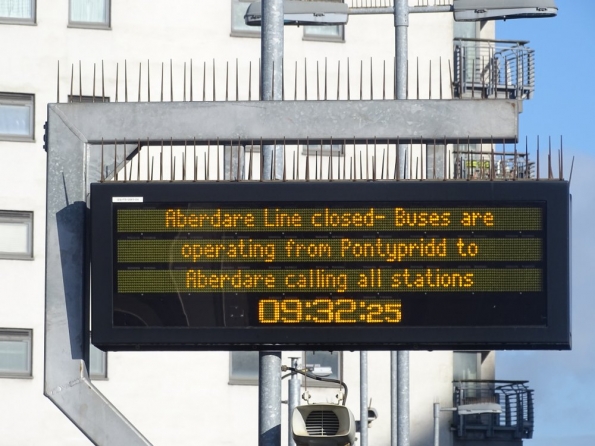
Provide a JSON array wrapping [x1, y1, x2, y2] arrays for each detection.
[[453, 21, 478, 40], [231, 0, 260, 38], [301, 144, 345, 156], [0, 93, 34, 141], [303, 351, 341, 387], [0, 211, 33, 260], [454, 21, 479, 88], [229, 351, 342, 386], [69, 0, 110, 28], [229, 351, 259, 385], [0, 0, 35, 23], [68, 94, 110, 103], [453, 351, 481, 381], [303, 25, 344, 42], [0, 329, 32, 378], [89, 342, 107, 379]]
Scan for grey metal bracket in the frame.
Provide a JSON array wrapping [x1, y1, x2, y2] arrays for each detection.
[[45, 106, 152, 445], [52, 99, 518, 146], [44, 98, 518, 445]]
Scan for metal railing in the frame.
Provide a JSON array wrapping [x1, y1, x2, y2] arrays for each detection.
[[453, 380, 534, 441], [451, 145, 535, 180], [454, 38, 535, 100]]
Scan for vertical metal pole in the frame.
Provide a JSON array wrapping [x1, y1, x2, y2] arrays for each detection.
[[394, 2, 410, 446], [259, 351, 282, 446], [260, 2, 283, 446], [261, 0, 284, 180], [288, 357, 301, 446], [395, 0, 409, 178], [360, 351, 369, 446], [395, 0, 408, 101], [433, 403, 440, 446], [397, 350, 410, 446], [390, 351, 398, 446]]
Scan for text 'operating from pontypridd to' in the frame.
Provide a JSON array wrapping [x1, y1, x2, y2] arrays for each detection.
[[118, 237, 542, 263]]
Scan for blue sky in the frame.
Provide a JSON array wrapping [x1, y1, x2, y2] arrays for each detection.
[[496, 1, 595, 445]]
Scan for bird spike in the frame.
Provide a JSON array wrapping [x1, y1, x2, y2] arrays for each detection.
[[100, 138, 105, 182], [160, 62, 164, 102], [248, 140, 254, 180], [190, 59, 193, 102], [125, 60, 128, 102], [559, 136, 564, 180], [79, 61, 82, 102], [68, 63, 76, 101], [101, 60, 105, 102], [137, 139, 141, 181], [170, 59, 174, 102], [123, 137, 127, 182], [305, 137, 310, 181], [92, 63, 96, 102], [115, 63, 119, 102], [56, 60, 60, 103], [216, 138, 220, 181]]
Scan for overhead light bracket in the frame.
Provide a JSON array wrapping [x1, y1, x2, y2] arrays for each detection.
[[453, 0, 557, 21], [245, 1, 349, 26]]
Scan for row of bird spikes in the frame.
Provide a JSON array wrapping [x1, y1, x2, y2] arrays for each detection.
[[99, 137, 571, 183], [58, 56, 480, 103]]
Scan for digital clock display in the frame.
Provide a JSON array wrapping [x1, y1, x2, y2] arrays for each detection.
[[91, 181, 570, 351], [258, 298, 403, 324]]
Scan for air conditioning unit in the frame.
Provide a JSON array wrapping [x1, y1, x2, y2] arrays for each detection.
[[453, 0, 557, 21], [245, 1, 349, 27], [292, 404, 356, 446]]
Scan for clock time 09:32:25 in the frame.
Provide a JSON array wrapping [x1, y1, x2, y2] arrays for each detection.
[[257, 298, 402, 324]]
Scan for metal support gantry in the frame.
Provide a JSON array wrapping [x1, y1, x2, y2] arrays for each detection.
[[44, 3, 531, 446]]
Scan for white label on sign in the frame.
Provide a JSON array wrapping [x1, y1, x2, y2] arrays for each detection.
[[113, 197, 144, 203]]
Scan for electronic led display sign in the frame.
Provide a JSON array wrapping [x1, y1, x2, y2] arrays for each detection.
[[91, 181, 570, 351]]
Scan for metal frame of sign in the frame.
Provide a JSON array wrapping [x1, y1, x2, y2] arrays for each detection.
[[91, 180, 570, 351]]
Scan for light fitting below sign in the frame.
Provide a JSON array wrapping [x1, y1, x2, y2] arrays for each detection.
[[453, 0, 557, 21], [245, 1, 349, 26]]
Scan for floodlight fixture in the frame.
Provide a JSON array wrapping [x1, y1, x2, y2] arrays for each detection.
[[453, 0, 557, 21], [292, 404, 356, 446], [245, 1, 349, 26], [457, 402, 502, 415]]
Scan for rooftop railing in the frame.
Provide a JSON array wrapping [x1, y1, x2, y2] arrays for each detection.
[[453, 380, 534, 442], [454, 38, 535, 100]]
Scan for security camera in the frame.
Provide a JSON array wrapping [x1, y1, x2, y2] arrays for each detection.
[[367, 407, 378, 424], [292, 404, 356, 446], [355, 407, 379, 432], [453, 0, 557, 22], [245, 1, 349, 27]]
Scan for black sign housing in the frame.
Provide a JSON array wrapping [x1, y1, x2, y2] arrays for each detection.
[[91, 181, 571, 351]]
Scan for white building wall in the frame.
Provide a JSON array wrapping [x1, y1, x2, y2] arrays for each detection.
[[0, 1, 493, 444]]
